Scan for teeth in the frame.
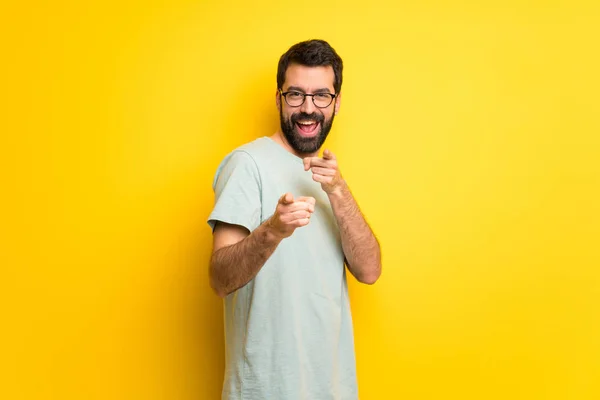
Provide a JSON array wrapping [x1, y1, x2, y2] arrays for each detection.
[[298, 121, 316, 125]]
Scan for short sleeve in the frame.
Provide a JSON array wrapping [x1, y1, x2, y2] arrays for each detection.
[[207, 151, 262, 233]]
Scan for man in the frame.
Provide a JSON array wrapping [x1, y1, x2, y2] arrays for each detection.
[[208, 39, 381, 400]]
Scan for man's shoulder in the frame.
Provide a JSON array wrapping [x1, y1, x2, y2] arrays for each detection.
[[222, 136, 277, 169], [218, 137, 269, 164], [234, 136, 271, 157], [212, 137, 271, 183]]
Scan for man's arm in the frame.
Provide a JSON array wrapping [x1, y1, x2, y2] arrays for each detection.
[[209, 193, 316, 297], [327, 182, 381, 284], [210, 221, 281, 298], [304, 150, 382, 284]]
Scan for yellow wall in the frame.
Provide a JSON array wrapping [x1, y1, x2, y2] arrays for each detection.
[[2, 1, 599, 399]]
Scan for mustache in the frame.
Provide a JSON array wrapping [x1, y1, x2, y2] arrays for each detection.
[[290, 112, 324, 125]]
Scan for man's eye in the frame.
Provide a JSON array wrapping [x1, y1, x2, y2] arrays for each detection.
[[315, 94, 331, 100], [288, 92, 304, 98]]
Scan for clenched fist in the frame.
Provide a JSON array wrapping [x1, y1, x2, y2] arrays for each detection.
[[268, 193, 316, 239]]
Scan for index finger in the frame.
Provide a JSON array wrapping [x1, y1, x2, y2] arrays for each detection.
[[304, 157, 332, 169], [296, 196, 316, 206]]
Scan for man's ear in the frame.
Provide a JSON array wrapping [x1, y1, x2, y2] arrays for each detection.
[[275, 89, 281, 109], [334, 92, 342, 115]]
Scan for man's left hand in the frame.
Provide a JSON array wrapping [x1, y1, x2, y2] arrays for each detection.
[[303, 149, 346, 195]]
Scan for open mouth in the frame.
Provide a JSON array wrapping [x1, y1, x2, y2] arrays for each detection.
[[295, 120, 320, 137]]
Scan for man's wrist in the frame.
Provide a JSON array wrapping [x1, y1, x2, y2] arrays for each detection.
[[327, 179, 349, 200], [262, 217, 286, 243]]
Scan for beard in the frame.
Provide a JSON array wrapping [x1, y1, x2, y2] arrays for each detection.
[[279, 107, 335, 155]]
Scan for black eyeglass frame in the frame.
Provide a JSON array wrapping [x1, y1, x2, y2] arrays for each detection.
[[279, 89, 337, 108]]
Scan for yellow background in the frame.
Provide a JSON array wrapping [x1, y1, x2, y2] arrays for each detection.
[[2, 1, 599, 399]]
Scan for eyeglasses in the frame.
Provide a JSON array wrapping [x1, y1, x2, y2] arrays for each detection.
[[279, 89, 337, 108]]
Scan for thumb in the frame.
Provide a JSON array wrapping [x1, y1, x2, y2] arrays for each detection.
[[279, 192, 294, 205], [303, 157, 311, 171]]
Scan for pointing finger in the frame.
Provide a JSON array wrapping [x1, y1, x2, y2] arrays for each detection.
[[296, 196, 316, 211], [305, 157, 333, 169], [310, 167, 335, 176], [296, 196, 316, 206], [285, 202, 314, 213]]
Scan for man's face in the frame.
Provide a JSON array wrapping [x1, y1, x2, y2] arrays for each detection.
[[277, 64, 341, 155]]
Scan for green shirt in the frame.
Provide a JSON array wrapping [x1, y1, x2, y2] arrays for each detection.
[[208, 137, 358, 400]]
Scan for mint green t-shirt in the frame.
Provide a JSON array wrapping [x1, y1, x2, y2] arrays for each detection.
[[208, 137, 358, 400]]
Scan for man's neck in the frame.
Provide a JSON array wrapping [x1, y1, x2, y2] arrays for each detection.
[[270, 131, 318, 159]]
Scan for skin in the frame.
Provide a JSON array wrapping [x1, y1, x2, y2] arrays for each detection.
[[209, 64, 381, 298]]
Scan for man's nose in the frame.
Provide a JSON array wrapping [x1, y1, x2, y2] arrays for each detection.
[[300, 95, 316, 114]]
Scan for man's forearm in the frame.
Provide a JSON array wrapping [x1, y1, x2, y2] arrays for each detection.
[[328, 182, 381, 284], [210, 219, 282, 297]]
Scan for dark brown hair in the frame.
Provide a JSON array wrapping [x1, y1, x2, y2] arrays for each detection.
[[277, 39, 343, 94]]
